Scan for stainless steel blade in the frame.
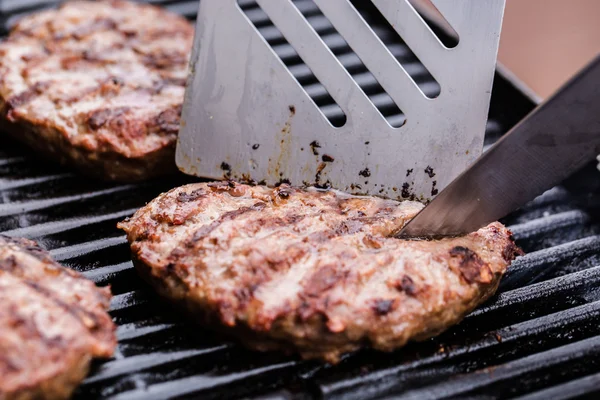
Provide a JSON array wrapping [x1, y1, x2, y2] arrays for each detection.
[[399, 55, 600, 238], [177, 0, 505, 201]]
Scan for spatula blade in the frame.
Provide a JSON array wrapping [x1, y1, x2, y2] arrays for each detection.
[[177, 0, 505, 201]]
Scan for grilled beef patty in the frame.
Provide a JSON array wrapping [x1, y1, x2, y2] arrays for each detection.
[[119, 182, 522, 363], [0, 236, 116, 400], [0, 0, 193, 181]]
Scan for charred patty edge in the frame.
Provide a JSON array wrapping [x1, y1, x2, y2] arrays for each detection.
[[120, 183, 521, 363], [0, 114, 177, 182], [0, 0, 192, 182], [0, 235, 116, 399]]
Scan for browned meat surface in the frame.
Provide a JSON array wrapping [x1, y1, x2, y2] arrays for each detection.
[[119, 182, 522, 363], [0, 236, 116, 400], [0, 0, 193, 181]]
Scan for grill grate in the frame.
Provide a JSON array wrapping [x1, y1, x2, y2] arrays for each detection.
[[1, 1, 600, 399]]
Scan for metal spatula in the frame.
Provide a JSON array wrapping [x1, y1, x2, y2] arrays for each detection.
[[177, 0, 505, 201]]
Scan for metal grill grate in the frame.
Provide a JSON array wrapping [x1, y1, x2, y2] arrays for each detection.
[[1, 1, 600, 399]]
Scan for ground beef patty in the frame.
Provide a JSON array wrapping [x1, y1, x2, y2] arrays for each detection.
[[0, 236, 116, 400], [0, 0, 193, 181], [119, 182, 522, 363]]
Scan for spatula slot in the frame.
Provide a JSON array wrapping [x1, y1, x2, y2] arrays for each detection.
[[407, 0, 460, 48], [238, 0, 348, 127], [352, 0, 441, 99], [300, 0, 405, 127]]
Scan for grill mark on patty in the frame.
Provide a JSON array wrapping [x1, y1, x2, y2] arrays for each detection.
[[142, 50, 188, 70], [0, 255, 18, 272], [246, 244, 308, 275], [152, 105, 182, 135], [62, 75, 125, 104], [334, 219, 366, 235], [87, 107, 130, 130], [303, 264, 346, 298], [449, 246, 493, 284], [21, 279, 103, 333], [0, 301, 50, 350], [160, 77, 188, 87], [6, 82, 50, 116], [184, 203, 267, 248], [69, 18, 119, 40], [177, 188, 206, 203]]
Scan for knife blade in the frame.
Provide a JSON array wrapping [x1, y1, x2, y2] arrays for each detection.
[[398, 55, 600, 238]]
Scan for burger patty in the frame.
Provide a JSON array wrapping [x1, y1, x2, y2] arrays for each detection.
[[0, 236, 116, 400], [0, 0, 193, 181], [119, 182, 522, 363]]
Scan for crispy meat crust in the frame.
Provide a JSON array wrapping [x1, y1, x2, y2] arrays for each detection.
[[0, 236, 116, 400], [0, 0, 194, 181], [119, 182, 522, 363]]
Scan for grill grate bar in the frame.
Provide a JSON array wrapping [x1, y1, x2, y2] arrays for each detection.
[[0, 185, 135, 217], [107, 360, 300, 400], [48, 236, 127, 261], [82, 261, 133, 284], [109, 290, 149, 312], [470, 265, 600, 320], [1, 208, 137, 238], [315, 300, 600, 399], [501, 235, 600, 290], [510, 209, 591, 241], [513, 371, 600, 400], [0, 173, 71, 191], [0, 157, 27, 166], [382, 335, 600, 400], [83, 347, 230, 385], [116, 322, 179, 342]]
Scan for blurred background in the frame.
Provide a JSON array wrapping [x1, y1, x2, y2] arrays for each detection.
[[499, 0, 600, 99]]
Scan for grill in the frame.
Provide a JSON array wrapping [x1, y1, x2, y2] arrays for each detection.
[[1, 1, 600, 399]]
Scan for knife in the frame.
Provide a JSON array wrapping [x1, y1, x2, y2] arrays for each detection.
[[398, 55, 600, 238]]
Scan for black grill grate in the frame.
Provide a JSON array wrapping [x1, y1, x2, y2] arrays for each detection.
[[1, 1, 600, 399]]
